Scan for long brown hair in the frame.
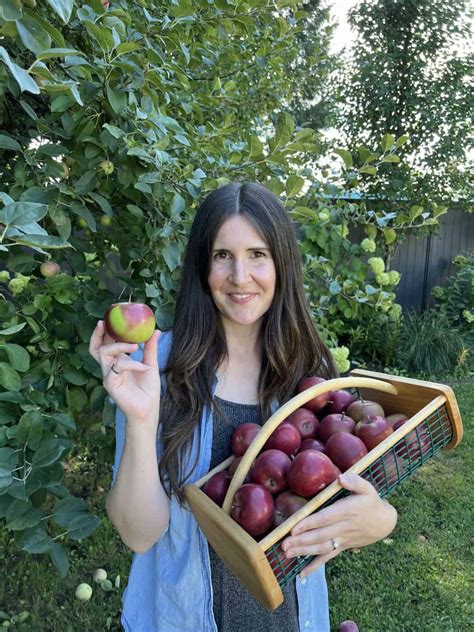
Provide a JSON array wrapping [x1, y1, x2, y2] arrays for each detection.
[[159, 181, 337, 502]]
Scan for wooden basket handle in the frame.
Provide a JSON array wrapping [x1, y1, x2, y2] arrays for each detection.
[[221, 376, 398, 514]]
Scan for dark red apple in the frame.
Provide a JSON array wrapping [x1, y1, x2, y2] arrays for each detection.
[[318, 413, 356, 444], [325, 433, 368, 472], [370, 451, 407, 491], [252, 449, 291, 494], [231, 423, 261, 457], [273, 491, 308, 527], [263, 422, 301, 456], [339, 621, 359, 632], [228, 456, 254, 483], [325, 390, 356, 415], [287, 450, 337, 497], [286, 407, 319, 439], [296, 376, 332, 413], [231, 483, 275, 536], [355, 415, 393, 451], [298, 438, 327, 454], [386, 413, 409, 427], [202, 470, 231, 507], [347, 399, 385, 422], [393, 421, 431, 461], [104, 302, 155, 343]]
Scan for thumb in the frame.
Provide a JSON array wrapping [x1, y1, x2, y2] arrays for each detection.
[[338, 472, 374, 495], [142, 329, 161, 367]]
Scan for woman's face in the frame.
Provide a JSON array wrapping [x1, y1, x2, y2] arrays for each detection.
[[208, 215, 276, 333]]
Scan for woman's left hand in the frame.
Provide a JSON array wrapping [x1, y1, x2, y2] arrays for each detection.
[[280, 472, 398, 579]]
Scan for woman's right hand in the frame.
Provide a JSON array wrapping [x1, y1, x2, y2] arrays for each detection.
[[89, 321, 161, 428]]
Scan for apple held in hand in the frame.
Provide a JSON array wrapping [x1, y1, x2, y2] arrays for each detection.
[[202, 471, 232, 507], [231, 423, 261, 457], [318, 413, 356, 443], [263, 421, 301, 456], [287, 450, 337, 497], [231, 483, 275, 536], [286, 407, 319, 439], [347, 398, 385, 422], [104, 302, 155, 344], [325, 432, 368, 472], [296, 376, 332, 413], [273, 491, 308, 527], [252, 449, 291, 494], [355, 415, 393, 451]]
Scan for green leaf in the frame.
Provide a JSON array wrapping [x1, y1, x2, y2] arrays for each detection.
[[46, 0, 74, 24], [36, 48, 83, 60], [381, 155, 400, 163], [6, 503, 43, 531], [0, 344, 30, 372], [15, 526, 53, 553], [359, 166, 377, 176], [8, 235, 70, 249], [0, 0, 23, 21], [106, 84, 127, 114], [334, 148, 353, 169], [51, 413, 76, 432], [249, 135, 264, 159], [170, 192, 186, 216], [0, 323, 26, 337], [0, 135, 21, 151], [380, 133, 395, 152], [31, 439, 70, 468], [271, 112, 295, 152], [0, 466, 13, 490], [16, 16, 52, 54], [0, 201, 47, 226], [115, 42, 141, 55], [23, 9, 65, 47], [85, 21, 115, 50], [396, 134, 409, 148], [0, 46, 40, 95], [163, 242, 181, 272], [53, 496, 88, 528], [67, 513, 101, 540], [329, 280, 342, 294], [285, 175, 305, 197], [49, 542, 69, 577], [409, 205, 424, 220], [0, 363, 21, 391]]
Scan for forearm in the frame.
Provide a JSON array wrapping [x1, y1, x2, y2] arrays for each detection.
[[106, 421, 170, 553]]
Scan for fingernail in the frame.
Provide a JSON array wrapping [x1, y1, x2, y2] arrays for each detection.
[[286, 550, 294, 559]]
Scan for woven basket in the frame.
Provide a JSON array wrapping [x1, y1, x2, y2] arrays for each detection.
[[184, 368, 463, 609]]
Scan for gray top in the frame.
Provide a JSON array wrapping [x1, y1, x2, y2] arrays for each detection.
[[209, 396, 299, 632]]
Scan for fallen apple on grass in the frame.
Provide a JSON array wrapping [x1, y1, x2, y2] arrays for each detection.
[[339, 621, 359, 632], [104, 302, 155, 344], [75, 583, 92, 601]]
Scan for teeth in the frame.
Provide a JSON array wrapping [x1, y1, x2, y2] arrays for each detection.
[[230, 294, 252, 298]]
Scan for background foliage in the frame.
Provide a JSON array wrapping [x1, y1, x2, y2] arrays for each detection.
[[0, 0, 468, 581]]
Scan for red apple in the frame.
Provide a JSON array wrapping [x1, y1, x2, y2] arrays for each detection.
[[202, 470, 231, 507], [104, 302, 155, 344], [231, 423, 261, 457], [229, 456, 254, 483], [339, 621, 359, 632], [371, 451, 408, 491], [298, 438, 327, 454], [273, 491, 308, 527], [287, 450, 337, 497], [318, 413, 356, 444], [355, 415, 393, 451], [325, 433, 368, 472], [347, 399, 385, 422], [325, 390, 356, 415], [286, 407, 319, 439], [296, 376, 332, 413], [252, 449, 291, 494], [231, 483, 275, 536], [386, 413, 409, 427], [263, 422, 301, 456], [393, 420, 431, 461]]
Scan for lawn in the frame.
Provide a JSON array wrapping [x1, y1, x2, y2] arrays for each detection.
[[1, 382, 472, 631]]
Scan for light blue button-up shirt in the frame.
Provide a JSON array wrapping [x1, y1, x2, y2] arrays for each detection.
[[111, 331, 330, 631]]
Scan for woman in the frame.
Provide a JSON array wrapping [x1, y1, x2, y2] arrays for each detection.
[[89, 181, 397, 631]]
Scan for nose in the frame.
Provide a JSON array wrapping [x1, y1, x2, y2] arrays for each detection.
[[230, 258, 251, 285]]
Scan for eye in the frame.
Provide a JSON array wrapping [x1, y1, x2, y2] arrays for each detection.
[[213, 251, 230, 260], [251, 250, 267, 258]]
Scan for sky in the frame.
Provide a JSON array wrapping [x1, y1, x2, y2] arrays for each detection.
[[328, 0, 360, 54]]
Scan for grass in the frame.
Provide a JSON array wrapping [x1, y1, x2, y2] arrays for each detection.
[[1, 382, 473, 631]]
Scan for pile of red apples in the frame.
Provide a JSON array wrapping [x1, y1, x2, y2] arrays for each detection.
[[203, 376, 427, 538]]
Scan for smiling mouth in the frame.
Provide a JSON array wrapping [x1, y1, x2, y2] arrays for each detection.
[[228, 293, 257, 303]]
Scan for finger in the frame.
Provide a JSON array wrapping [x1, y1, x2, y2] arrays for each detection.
[[107, 358, 155, 376], [338, 472, 376, 495], [89, 321, 115, 360], [298, 547, 341, 579], [141, 330, 160, 367], [290, 502, 348, 536], [98, 342, 139, 363], [283, 522, 347, 556]]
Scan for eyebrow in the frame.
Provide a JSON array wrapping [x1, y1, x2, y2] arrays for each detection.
[[212, 246, 271, 252]]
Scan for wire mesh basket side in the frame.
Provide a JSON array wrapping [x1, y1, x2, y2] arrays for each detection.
[[266, 403, 453, 589]]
